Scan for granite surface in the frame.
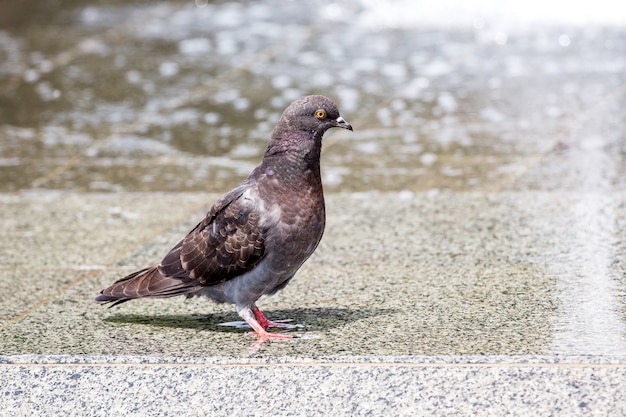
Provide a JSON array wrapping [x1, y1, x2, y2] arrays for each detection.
[[0, 191, 586, 357], [1, 355, 625, 416], [2, 191, 625, 416]]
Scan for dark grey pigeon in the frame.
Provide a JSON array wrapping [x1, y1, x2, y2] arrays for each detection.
[[96, 95, 352, 344]]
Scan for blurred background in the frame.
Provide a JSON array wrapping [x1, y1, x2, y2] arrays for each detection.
[[0, 0, 625, 194]]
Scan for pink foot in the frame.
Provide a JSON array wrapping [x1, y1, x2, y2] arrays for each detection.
[[238, 306, 295, 346], [247, 327, 294, 351]]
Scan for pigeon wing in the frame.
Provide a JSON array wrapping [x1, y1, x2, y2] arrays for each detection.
[[158, 184, 265, 286]]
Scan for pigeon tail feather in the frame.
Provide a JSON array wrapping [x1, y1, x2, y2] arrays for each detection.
[[95, 266, 202, 306]]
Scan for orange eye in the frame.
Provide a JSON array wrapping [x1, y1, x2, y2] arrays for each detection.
[[315, 109, 326, 119]]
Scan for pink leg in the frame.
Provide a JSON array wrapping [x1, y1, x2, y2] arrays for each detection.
[[252, 305, 293, 330], [252, 306, 271, 329]]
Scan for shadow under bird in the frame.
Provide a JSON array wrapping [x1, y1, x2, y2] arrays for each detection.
[[96, 95, 352, 344]]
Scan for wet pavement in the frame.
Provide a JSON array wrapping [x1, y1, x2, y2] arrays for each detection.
[[1, 0, 626, 415]]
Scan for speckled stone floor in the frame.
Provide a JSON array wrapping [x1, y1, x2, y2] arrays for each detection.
[[2, 190, 626, 415], [0, 191, 573, 357]]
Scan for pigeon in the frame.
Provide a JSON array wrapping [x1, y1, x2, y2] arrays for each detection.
[[96, 95, 352, 344]]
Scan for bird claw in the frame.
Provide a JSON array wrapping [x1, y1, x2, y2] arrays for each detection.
[[245, 330, 317, 352]]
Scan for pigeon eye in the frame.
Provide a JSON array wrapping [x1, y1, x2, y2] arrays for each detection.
[[315, 109, 326, 119]]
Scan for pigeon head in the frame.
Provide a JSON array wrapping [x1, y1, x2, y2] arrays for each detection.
[[272, 95, 353, 143]]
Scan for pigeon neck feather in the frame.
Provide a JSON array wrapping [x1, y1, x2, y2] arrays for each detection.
[[262, 131, 322, 186]]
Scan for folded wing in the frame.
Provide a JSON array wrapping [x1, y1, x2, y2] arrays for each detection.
[[96, 185, 266, 304]]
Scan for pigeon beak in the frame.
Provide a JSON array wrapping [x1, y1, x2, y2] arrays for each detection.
[[335, 116, 353, 131]]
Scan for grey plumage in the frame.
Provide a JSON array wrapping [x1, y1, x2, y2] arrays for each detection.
[[96, 95, 352, 343]]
